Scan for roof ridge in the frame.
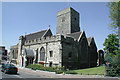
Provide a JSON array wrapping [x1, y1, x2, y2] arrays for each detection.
[[87, 37, 93, 39], [66, 31, 81, 35], [25, 29, 47, 36]]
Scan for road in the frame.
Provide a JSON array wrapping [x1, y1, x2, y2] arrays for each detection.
[[2, 70, 43, 78], [2, 68, 48, 78]]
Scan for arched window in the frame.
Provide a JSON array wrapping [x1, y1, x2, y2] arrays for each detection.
[[40, 47, 45, 61]]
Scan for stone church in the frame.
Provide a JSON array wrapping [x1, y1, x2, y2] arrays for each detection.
[[10, 7, 98, 69]]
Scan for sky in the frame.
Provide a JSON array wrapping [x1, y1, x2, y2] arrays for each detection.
[[2, 2, 113, 52]]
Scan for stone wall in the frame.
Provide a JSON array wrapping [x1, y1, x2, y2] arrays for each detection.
[[56, 7, 80, 35], [88, 40, 98, 67], [56, 8, 71, 35], [71, 8, 80, 33], [24, 35, 61, 46], [10, 45, 18, 64], [10, 46, 18, 59], [24, 35, 62, 67], [61, 36, 78, 69], [78, 32, 89, 68]]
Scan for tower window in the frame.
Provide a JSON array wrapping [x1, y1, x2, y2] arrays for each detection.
[[75, 18, 77, 21], [49, 51, 53, 57], [68, 52, 72, 58], [61, 17, 65, 22]]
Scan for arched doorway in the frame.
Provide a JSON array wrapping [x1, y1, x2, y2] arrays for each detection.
[[40, 47, 45, 61], [98, 50, 104, 66]]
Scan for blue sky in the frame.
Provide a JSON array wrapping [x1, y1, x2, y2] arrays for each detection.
[[2, 2, 112, 51]]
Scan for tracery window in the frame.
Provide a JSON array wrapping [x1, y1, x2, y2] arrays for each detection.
[[40, 47, 45, 61]]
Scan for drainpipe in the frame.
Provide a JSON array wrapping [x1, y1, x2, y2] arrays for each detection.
[[45, 43, 48, 67], [19, 36, 23, 67]]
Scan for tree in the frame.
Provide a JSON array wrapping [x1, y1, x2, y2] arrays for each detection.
[[107, 2, 120, 32], [103, 34, 119, 55], [103, 34, 120, 76], [107, 1, 120, 63], [106, 2, 120, 76]]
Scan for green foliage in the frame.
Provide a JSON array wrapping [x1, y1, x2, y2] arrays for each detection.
[[26, 64, 66, 74], [65, 70, 77, 74], [109, 66, 116, 77], [105, 52, 120, 77], [107, 2, 120, 31], [107, 2, 120, 63], [108, 64, 120, 77], [104, 53, 119, 64], [104, 50, 120, 76], [103, 33, 120, 76], [103, 34, 119, 55], [26, 64, 106, 75], [73, 66, 105, 75], [26, 64, 43, 70], [56, 70, 64, 74]]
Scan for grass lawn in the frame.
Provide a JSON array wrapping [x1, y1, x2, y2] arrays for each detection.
[[73, 66, 105, 75]]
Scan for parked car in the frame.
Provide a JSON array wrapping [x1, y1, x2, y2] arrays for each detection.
[[1, 63, 18, 74]]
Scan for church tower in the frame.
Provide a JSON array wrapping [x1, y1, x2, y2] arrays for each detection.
[[56, 7, 80, 35]]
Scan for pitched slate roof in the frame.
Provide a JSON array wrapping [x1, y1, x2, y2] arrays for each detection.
[[66, 32, 82, 40], [25, 30, 47, 41]]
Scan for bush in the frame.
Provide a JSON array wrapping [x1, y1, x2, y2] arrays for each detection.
[[109, 64, 120, 77], [56, 70, 64, 74], [26, 64, 78, 75], [105, 52, 120, 77], [65, 70, 77, 74], [109, 66, 116, 77], [26, 64, 44, 70], [26, 64, 58, 72]]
